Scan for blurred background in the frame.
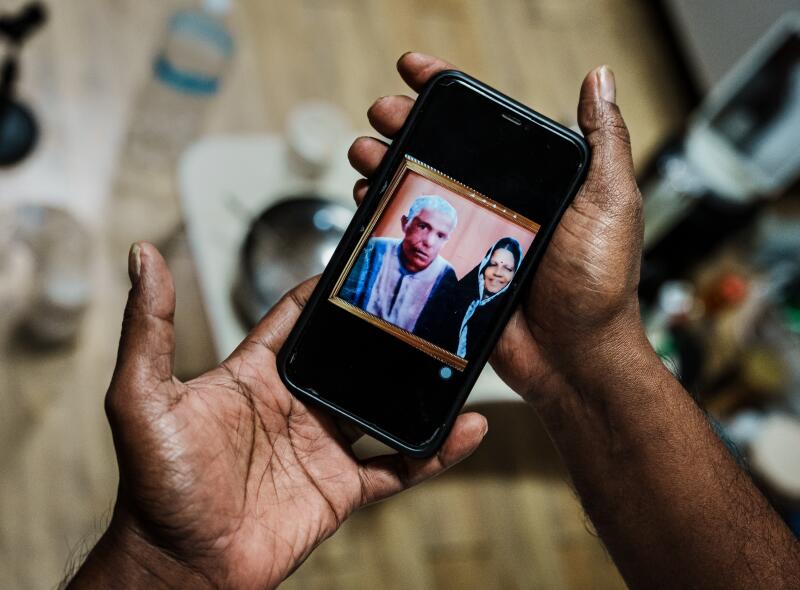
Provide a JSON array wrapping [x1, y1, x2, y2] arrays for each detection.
[[0, 0, 798, 588]]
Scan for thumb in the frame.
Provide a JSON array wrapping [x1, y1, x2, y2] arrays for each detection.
[[110, 242, 177, 396], [355, 412, 488, 505], [576, 66, 639, 213]]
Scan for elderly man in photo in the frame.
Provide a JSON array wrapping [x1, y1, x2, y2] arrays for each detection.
[[341, 194, 458, 332]]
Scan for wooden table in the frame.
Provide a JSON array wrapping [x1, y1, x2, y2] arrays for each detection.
[[0, 0, 687, 587]]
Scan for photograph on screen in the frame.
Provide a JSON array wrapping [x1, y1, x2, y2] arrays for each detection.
[[330, 156, 540, 371]]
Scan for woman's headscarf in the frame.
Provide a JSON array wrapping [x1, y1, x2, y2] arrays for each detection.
[[456, 237, 523, 357]]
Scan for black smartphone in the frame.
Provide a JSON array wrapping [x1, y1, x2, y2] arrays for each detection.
[[278, 70, 589, 457]]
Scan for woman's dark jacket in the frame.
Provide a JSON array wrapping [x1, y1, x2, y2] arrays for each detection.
[[417, 267, 508, 359]]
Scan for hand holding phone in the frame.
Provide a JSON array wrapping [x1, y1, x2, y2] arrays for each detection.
[[349, 55, 646, 417], [280, 54, 643, 456], [74, 53, 647, 590], [82, 55, 796, 590]]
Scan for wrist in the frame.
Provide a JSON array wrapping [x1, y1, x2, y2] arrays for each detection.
[[67, 512, 214, 590], [528, 315, 670, 431], [569, 317, 660, 398]]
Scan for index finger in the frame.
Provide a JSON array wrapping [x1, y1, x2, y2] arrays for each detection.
[[397, 52, 456, 93]]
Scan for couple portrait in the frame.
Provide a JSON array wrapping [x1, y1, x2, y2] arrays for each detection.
[[333, 157, 537, 368]]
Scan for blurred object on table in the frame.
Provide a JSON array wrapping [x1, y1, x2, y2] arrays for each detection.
[[180, 98, 359, 360], [640, 11, 800, 300], [0, 1, 46, 167], [750, 414, 800, 504], [0, 204, 91, 463], [110, 0, 234, 251], [13, 204, 92, 345], [726, 411, 800, 533], [643, 198, 800, 524], [0, 207, 35, 343], [286, 100, 350, 179], [686, 12, 800, 201], [232, 101, 353, 327], [663, 0, 798, 91], [0, 208, 34, 470], [645, 280, 704, 388], [644, 209, 800, 402], [233, 196, 352, 327]]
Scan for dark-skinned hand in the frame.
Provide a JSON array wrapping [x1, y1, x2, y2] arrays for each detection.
[[349, 54, 800, 590], [68, 243, 488, 589], [348, 52, 648, 415]]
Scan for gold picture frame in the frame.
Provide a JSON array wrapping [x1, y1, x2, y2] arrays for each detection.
[[329, 155, 540, 371]]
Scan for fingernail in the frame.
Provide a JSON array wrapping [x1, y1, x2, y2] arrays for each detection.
[[596, 65, 616, 104], [481, 420, 489, 439], [128, 243, 141, 284]]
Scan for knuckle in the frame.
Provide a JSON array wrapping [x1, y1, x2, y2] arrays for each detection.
[[282, 280, 315, 312], [578, 174, 642, 225], [584, 101, 631, 149], [589, 120, 631, 150], [603, 120, 632, 147], [583, 160, 630, 196]]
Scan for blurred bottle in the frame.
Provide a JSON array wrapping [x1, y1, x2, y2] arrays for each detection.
[[645, 280, 704, 386], [15, 205, 92, 345], [110, 0, 234, 251]]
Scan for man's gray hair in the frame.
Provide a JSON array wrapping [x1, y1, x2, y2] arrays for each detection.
[[406, 195, 458, 230]]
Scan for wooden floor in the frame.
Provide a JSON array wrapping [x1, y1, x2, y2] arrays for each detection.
[[0, 0, 687, 588], [281, 404, 626, 590]]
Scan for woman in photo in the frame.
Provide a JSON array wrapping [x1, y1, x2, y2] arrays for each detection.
[[416, 236, 523, 358]]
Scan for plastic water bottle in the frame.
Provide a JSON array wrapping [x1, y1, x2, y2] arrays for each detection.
[[111, 0, 234, 250]]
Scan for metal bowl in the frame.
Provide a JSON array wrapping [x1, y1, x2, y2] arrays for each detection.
[[232, 195, 353, 328]]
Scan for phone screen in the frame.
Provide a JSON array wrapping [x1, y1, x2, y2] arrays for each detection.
[[282, 76, 585, 451]]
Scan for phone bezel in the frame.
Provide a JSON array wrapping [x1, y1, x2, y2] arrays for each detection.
[[278, 70, 589, 457]]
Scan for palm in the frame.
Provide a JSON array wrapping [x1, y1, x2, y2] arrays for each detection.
[[128, 363, 358, 582], [105, 251, 487, 589]]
